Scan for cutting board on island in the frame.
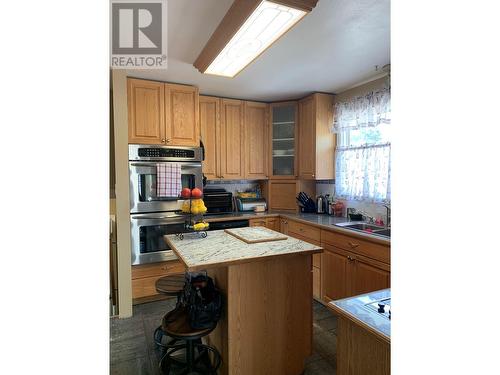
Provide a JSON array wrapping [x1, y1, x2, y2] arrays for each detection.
[[224, 226, 288, 244]]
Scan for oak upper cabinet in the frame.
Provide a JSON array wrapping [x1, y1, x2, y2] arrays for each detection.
[[298, 93, 335, 179], [245, 101, 269, 179], [128, 78, 165, 144], [269, 102, 298, 178], [127, 78, 199, 146], [199, 96, 220, 180], [220, 99, 245, 179], [165, 83, 199, 146]]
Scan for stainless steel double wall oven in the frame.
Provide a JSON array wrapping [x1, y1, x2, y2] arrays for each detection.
[[128, 144, 203, 265]]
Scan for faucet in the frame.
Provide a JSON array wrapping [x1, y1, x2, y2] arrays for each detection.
[[357, 210, 375, 224], [383, 204, 391, 228]]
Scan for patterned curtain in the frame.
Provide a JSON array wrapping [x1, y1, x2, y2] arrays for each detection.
[[333, 89, 391, 202]]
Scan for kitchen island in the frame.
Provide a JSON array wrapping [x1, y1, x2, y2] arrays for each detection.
[[164, 228, 323, 375], [328, 289, 391, 375]]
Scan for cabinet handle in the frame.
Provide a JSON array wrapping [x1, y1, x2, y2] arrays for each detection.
[[348, 242, 360, 248], [166, 139, 171, 143], [161, 138, 166, 143], [312, 174, 315, 178]]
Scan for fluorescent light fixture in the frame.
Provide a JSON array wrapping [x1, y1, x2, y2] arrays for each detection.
[[194, 0, 317, 78]]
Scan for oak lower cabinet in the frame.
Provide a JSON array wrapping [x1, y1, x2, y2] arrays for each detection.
[[286, 220, 322, 300], [131, 260, 185, 303], [128, 78, 199, 146], [298, 93, 335, 179], [248, 217, 280, 231], [321, 242, 390, 303]]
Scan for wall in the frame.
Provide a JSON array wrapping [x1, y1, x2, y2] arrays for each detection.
[[319, 75, 390, 223], [112, 70, 133, 318]]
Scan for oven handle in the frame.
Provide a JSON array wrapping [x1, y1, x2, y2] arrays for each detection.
[[131, 215, 184, 220]]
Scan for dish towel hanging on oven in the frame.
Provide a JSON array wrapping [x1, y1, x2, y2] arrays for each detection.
[[156, 163, 182, 197]]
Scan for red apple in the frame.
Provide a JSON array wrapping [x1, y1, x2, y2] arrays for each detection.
[[191, 188, 203, 198], [180, 188, 191, 198]]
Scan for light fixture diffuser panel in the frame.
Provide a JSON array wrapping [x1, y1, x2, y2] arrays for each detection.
[[204, 1, 307, 77]]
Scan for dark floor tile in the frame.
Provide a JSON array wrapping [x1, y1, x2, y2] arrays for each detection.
[[316, 315, 338, 331], [312, 324, 337, 365], [304, 358, 337, 375], [313, 305, 335, 321], [110, 356, 153, 375], [135, 299, 177, 321], [110, 315, 145, 342], [305, 350, 323, 365]]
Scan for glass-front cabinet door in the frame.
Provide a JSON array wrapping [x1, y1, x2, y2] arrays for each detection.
[[270, 102, 297, 177]]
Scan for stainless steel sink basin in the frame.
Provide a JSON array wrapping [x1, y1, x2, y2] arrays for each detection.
[[336, 222, 384, 231], [334, 222, 391, 238]]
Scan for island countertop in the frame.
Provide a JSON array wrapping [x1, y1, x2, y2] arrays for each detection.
[[164, 228, 323, 271]]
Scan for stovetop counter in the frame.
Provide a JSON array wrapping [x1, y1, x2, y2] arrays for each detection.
[[328, 289, 391, 343], [164, 228, 322, 271]]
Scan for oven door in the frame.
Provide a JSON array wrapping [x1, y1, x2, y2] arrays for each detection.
[[130, 212, 189, 265], [129, 161, 202, 213]]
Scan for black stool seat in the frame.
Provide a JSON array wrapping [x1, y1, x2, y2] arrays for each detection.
[[159, 308, 221, 374], [155, 274, 185, 296], [162, 307, 215, 339]]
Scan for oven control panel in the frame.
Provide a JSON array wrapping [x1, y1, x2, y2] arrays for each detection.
[[138, 148, 195, 158]]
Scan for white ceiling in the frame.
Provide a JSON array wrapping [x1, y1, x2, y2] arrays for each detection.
[[127, 0, 390, 102]]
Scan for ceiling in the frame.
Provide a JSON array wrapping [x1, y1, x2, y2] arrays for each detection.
[[126, 0, 390, 102]]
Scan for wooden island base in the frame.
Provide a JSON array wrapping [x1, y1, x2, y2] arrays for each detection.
[[207, 254, 313, 375]]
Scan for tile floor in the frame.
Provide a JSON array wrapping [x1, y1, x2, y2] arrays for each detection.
[[110, 299, 337, 374]]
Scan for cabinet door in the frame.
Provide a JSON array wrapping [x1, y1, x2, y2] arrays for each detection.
[[268, 180, 297, 211], [270, 102, 297, 178], [165, 83, 199, 146], [266, 217, 280, 231], [128, 78, 165, 144], [280, 218, 289, 234], [199, 96, 220, 180], [245, 101, 268, 179], [220, 99, 245, 179], [350, 256, 390, 297], [322, 244, 349, 302], [298, 96, 315, 178]]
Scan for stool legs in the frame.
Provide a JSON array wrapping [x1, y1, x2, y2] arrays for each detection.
[[158, 339, 222, 375]]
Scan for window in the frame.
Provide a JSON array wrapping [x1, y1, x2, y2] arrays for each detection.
[[334, 89, 391, 202]]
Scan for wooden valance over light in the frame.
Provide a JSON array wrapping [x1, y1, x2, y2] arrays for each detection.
[[193, 0, 319, 78]]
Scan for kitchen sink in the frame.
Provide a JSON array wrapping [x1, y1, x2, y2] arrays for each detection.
[[336, 222, 384, 231], [334, 222, 391, 238]]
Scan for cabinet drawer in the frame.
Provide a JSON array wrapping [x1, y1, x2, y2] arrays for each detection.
[[287, 231, 321, 247], [132, 260, 185, 280], [288, 220, 320, 242], [249, 218, 267, 227], [132, 276, 162, 299], [321, 230, 390, 264]]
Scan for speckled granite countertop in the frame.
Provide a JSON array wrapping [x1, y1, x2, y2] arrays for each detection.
[[204, 211, 390, 245], [164, 228, 322, 271], [328, 289, 391, 343]]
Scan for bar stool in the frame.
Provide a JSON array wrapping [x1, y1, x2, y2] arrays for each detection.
[[153, 274, 186, 349], [159, 307, 221, 375]]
